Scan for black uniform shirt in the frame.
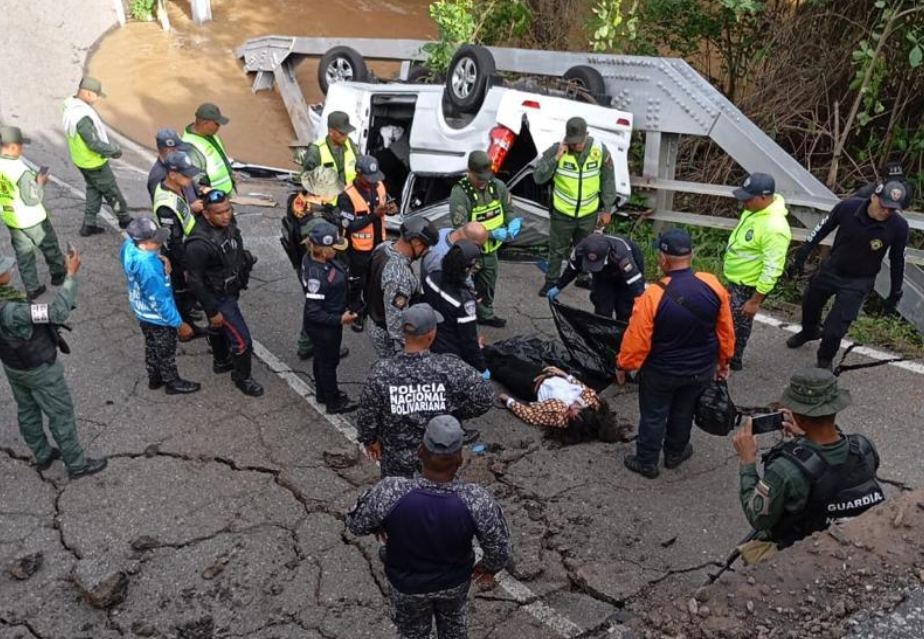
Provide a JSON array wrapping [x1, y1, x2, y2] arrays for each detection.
[[422, 270, 485, 372], [558, 234, 645, 296], [337, 183, 384, 244], [302, 256, 348, 327]]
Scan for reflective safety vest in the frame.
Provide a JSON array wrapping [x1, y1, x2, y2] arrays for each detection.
[[553, 139, 603, 218], [63, 97, 107, 170], [460, 177, 505, 253], [314, 137, 357, 186], [182, 129, 234, 194], [344, 182, 386, 252], [0, 157, 48, 230], [153, 183, 196, 237]]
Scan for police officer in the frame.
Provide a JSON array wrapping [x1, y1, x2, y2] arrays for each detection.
[[534, 117, 618, 297], [347, 415, 511, 639], [0, 126, 66, 300], [153, 151, 206, 335], [854, 162, 913, 208], [301, 111, 359, 189], [723, 173, 792, 370], [449, 151, 520, 328], [786, 181, 909, 369], [61, 77, 132, 235], [546, 233, 644, 321], [338, 155, 397, 332], [182, 103, 235, 195], [733, 368, 882, 563], [365, 216, 439, 358], [302, 221, 359, 414], [422, 240, 486, 373], [146, 129, 197, 203], [358, 303, 494, 478], [0, 250, 107, 479], [185, 190, 263, 397]]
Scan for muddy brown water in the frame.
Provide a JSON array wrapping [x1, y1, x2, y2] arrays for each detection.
[[88, 0, 434, 168]]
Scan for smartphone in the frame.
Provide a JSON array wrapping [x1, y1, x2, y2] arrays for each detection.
[[750, 412, 785, 435], [66, 241, 77, 258], [38, 166, 49, 176]]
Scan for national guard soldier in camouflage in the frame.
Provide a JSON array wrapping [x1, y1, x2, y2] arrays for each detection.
[[0, 250, 107, 479], [358, 303, 494, 478], [347, 415, 511, 639], [365, 216, 438, 358], [733, 368, 883, 564]]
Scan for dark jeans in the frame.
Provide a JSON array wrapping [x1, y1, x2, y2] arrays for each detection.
[[727, 283, 755, 365], [800, 261, 875, 362], [346, 249, 373, 314], [9, 219, 66, 295], [140, 322, 179, 384], [485, 353, 543, 400], [305, 322, 343, 403], [79, 163, 128, 225], [590, 274, 637, 321], [636, 366, 712, 465]]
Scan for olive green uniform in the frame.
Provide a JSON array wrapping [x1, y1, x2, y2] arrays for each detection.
[[449, 178, 513, 320], [300, 138, 357, 186], [74, 117, 128, 226], [0, 279, 87, 470], [533, 140, 617, 285]]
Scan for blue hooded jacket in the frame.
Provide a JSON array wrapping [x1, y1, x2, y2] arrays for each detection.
[[120, 238, 182, 328]]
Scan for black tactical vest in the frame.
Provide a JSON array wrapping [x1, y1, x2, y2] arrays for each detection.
[[0, 301, 59, 370], [365, 244, 390, 328], [766, 435, 883, 548], [186, 225, 250, 297]]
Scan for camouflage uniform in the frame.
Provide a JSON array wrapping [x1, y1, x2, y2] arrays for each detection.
[[370, 242, 419, 358], [346, 476, 511, 639], [358, 351, 494, 478]]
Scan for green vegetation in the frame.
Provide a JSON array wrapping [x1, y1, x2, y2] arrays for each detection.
[[130, 0, 157, 21], [422, 0, 531, 72]]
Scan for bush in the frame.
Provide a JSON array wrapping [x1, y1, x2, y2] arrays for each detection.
[[130, 0, 157, 21]]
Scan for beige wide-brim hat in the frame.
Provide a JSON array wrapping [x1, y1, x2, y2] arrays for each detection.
[[300, 166, 341, 199]]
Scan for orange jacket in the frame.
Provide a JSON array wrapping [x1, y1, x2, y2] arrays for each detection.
[[616, 271, 735, 372]]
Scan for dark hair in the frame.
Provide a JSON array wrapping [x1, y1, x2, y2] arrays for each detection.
[[441, 244, 474, 288], [419, 447, 462, 473], [548, 400, 630, 445]]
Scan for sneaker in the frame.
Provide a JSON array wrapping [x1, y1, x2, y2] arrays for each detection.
[[35, 448, 62, 472], [79, 224, 105, 237], [50, 274, 66, 286], [68, 457, 108, 480], [234, 377, 264, 397], [729, 359, 743, 372], [27, 285, 46, 301], [538, 282, 555, 298], [118, 217, 133, 229], [664, 444, 694, 469], [165, 379, 202, 395], [624, 454, 659, 479], [462, 429, 480, 445], [477, 317, 507, 328], [148, 377, 165, 390], [786, 329, 821, 349], [327, 397, 359, 414], [213, 358, 234, 374]]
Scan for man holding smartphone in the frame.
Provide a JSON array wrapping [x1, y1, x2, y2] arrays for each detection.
[[732, 368, 883, 563]]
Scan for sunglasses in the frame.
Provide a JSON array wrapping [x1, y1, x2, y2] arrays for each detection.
[[204, 190, 229, 205]]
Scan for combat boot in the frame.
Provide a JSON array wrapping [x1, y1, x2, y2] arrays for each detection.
[[209, 333, 234, 373], [786, 328, 822, 348], [68, 457, 108, 480], [232, 348, 264, 397], [165, 379, 202, 395]]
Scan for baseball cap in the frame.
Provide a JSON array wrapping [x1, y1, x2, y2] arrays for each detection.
[[654, 227, 693, 256], [308, 221, 348, 250], [733, 173, 775, 200], [0, 255, 16, 275], [400, 216, 439, 246], [163, 151, 200, 178], [875, 180, 907, 210], [454, 239, 481, 267], [127, 217, 170, 245], [327, 111, 355, 134], [155, 128, 189, 151], [79, 77, 106, 97], [564, 117, 588, 144], [468, 150, 493, 182], [423, 415, 464, 455], [0, 126, 31, 145], [401, 302, 444, 336], [195, 103, 230, 125], [578, 234, 611, 273], [356, 155, 385, 183]]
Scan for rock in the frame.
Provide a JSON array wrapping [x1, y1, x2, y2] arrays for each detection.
[[322, 446, 360, 469], [131, 621, 156, 637], [143, 444, 160, 457], [201, 562, 225, 580], [892, 507, 905, 528], [747, 576, 757, 585], [698, 605, 711, 618], [75, 570, 129, 609], [746, 601, 755, 614], [687, 598, 699, 616], [919, 568, 924, 583], [831, 600, 847, 617], [130, 535, 160, 551], [7, 552, 43, 580]]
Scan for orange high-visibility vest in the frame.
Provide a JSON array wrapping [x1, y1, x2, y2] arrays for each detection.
[[344, 182, 387, 252]]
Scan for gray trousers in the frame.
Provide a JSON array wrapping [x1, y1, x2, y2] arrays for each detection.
[[389, 581, 470, 639]]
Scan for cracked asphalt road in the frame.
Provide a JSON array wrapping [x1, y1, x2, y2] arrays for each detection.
[[2, 3, 923, 638]]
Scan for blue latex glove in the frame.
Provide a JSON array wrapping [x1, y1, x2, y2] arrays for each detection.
[[507, 217, 523, 239], [490, 227, 508, 242], [547, 286, 561, 301], [482, 369, 492, 380]]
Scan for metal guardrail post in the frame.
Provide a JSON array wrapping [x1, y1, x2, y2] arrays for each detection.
[[643, 132, 678, 234]]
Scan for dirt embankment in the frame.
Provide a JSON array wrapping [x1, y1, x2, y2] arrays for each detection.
[[87, 0, 434, 168]]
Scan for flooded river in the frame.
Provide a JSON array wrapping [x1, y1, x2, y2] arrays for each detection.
[[88, 0, 434, 167]]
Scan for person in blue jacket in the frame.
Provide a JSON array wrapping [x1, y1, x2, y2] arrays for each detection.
[[121, 217, 200, 394]]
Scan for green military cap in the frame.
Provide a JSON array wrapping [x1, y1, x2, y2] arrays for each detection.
[[468, 150, 493, 182], [195, 102, 230, 125], [327, 111, 355, 134], [565, 117, 588, 144], [780, 368, 852, 416], [0, 126, 31, 145], [79, 77, 106, 98], [0, 255, 16, 274]]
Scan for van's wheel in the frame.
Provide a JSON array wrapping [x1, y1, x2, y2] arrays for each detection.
[[446, 45, 496, 113], [563, 65, 608, 105], [318, 46, 369, 94]]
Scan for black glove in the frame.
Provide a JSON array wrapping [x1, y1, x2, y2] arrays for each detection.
[[884, 291, 903, 314]]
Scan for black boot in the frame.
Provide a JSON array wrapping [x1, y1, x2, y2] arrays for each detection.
[[68, 457, 108, 480], [165, 379, 202, 395], [232, 348, 264, 397], [209, 332, 234, 373]]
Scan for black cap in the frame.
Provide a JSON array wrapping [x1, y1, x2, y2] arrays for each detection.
[[454, 239, 481, 267], [308, 221, 348, 250], [400, 216, 439, 246], [155, 128, 189, 151], [355, 155, 385, 183], [327, 111, 355, 134], [195, 103, 229, 125], [163, 151, 200, 178], [875, 180, 907, 210], [733, 173, 775, 200], [577, 234, 611, 273], [654, 227, 693, 256], [467, 150, 493, 181], [565, 117, 588, 144]]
